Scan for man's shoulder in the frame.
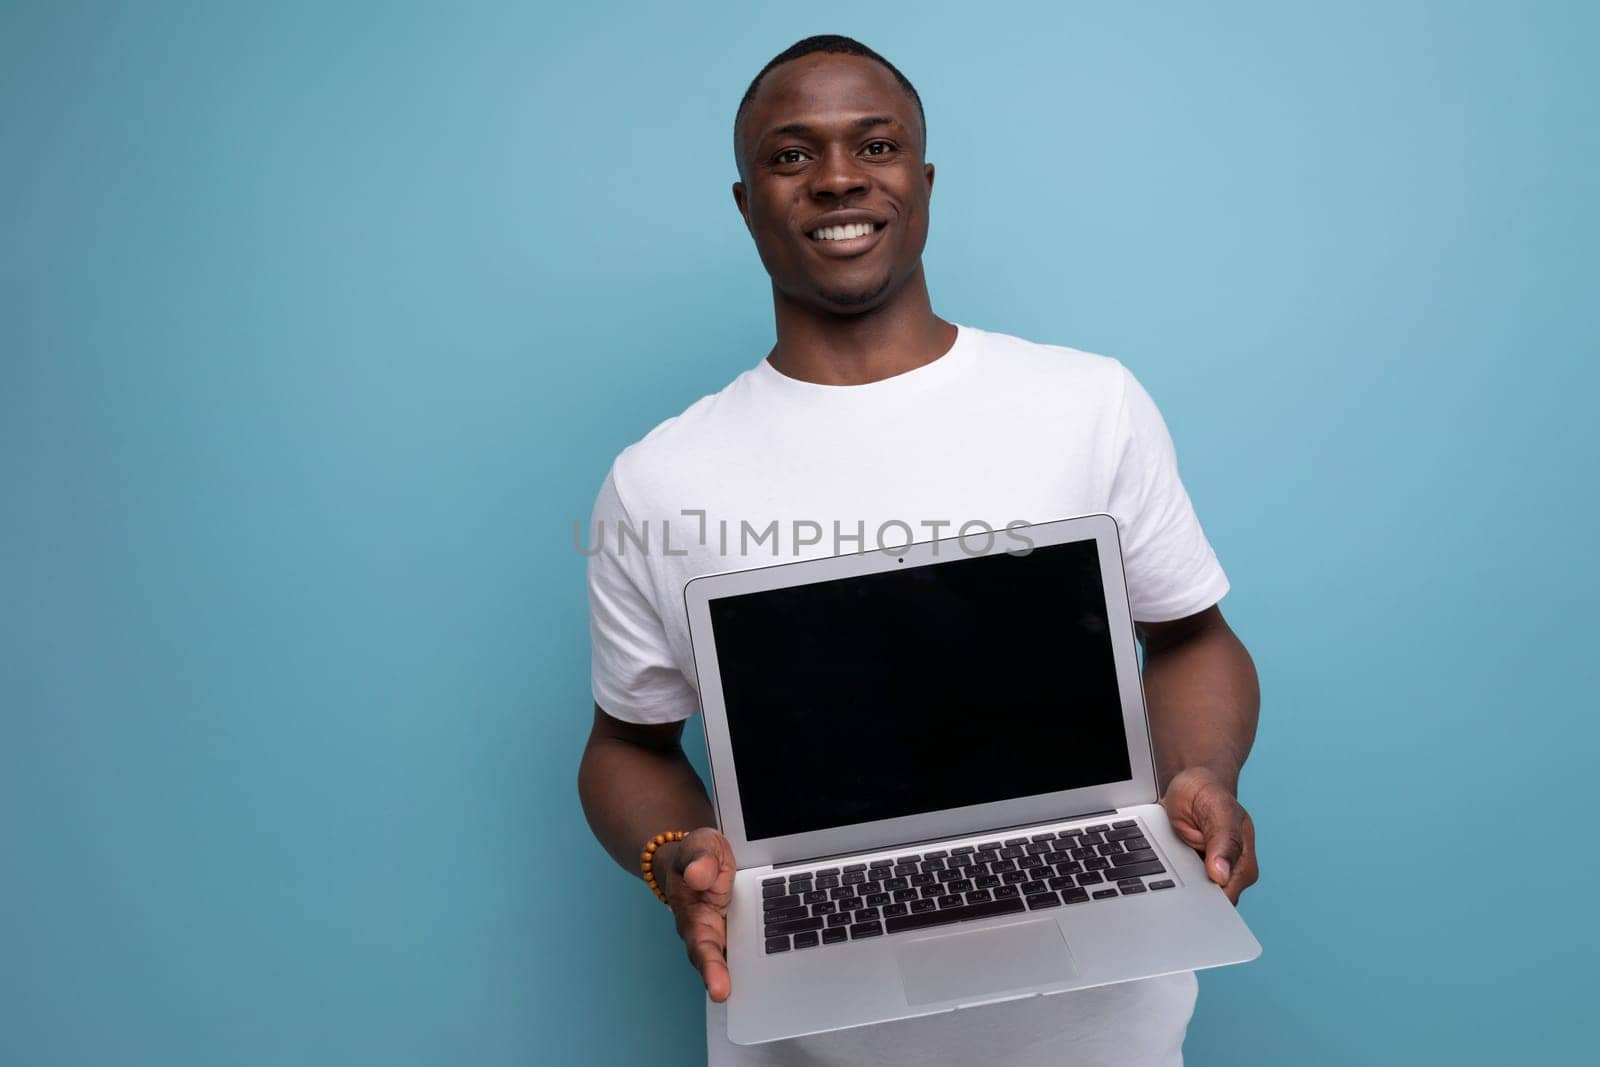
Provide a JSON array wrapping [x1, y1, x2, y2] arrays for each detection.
[[606, 364, 762, 510], [968, 324, 1130, 391]]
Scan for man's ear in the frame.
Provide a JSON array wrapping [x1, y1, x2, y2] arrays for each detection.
[[924, 162, 936, 197], [732, 181, 751, 231]]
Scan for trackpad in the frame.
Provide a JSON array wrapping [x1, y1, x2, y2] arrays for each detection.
[[896, 919, 1074, 1006]]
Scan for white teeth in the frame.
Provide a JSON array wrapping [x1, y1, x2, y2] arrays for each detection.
[[812, 222, 876, 241]]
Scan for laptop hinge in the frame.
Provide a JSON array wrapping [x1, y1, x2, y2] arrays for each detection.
[[771, 808, 1121, 869]]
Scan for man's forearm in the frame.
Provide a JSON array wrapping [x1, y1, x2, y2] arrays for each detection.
[[578, 716, 717, 874], [1140, 610, 1260, 793]]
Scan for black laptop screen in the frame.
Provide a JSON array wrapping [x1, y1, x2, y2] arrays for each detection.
[[706, 538, 1134, 842]]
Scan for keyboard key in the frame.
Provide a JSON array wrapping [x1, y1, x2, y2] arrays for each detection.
[[961, 863, 987, 879], [1120, 883, 1147, 895], [829, 886, 854, 900], [1108, 860, 1166, 879], [764, 916, 824, 938], [1062, 887, 1090, 904], [843, 863, 867, 873], [978, 842, 1002, 851], [937, 894, 964, 909], [1053, 860, 1082, 876], [1004, 837, 1029, 847], [893, 888, 919, 903], [1018, 855, 1043, 869], [909, 898, 937, 913], [869, 859, 894, 869], [937, 868, 962, 883], [765, 936, 790, 954], [763, 905, 808, 923], [1112, 849, 1157, 867], [787, 874, 812, 887], [1002, 870, 1029, 885], [975, 850, 1000, 865], [843, 871, 867, 885], [947, 879, 973, 894], [1112, 819, 1137, 829], [1106, 826, 1144, 841], [885, 877, 909, 891], [793, 931, 820, 949], [1087, 824, 1110, 834], [822, 927, 848, 944], [1122, 836, 1149, 851], [998, 846, 1024, 859], [858, 880, 882, 896], [1077, 871, 1104, 885], [837, 896, 861, 911], [883, 902, 909, 917], [762, 886, 791, 903], [923, 850, 949, 860], [1077, 833, 1104, 847], [1026, 892, 1061, 910], [989, 858, 1017, 873], [897, 855, 921, 865], [966, 889, 993, 903], [816, 867, 841, 877], [909, 873, 935, 887], [1069, 847, 1096, 861], [919, 857, 945, 871], [826, 913, 851, 927], [814, 901, 837, 916], [885, 896, 1026, 933], [762, 876, 785, 887], [1044, 851, 1070, 865], [1083, 858, 1111, 871], [865, 893, 890, 907], [854, 908, 879, 923], [993, 885, 1020, 899], [1149, 880, 1176, 891], [816, 875, 840, 889], [803, 890, 827, 905], [1020, 881, 1046, 896], [850, 921, 883, 939], [1092, 889, 1118, 900], [1047, 875, 1075, 891], [949, 846, 975, 856], [975, 874, 1001, 889], [1031, 832, 1057, 843], [891, 864, 917, 878], [1025, 842, 1053, 855]]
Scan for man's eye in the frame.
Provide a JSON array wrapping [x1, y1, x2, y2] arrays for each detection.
[[863, 141, 896, 156], [774, 149, 808, 165]]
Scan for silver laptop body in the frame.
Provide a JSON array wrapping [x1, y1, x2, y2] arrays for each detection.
[[683, 514, 1261, 1046]]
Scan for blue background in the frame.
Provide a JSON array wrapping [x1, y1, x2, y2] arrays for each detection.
[[4, 1, 1596, 1063]]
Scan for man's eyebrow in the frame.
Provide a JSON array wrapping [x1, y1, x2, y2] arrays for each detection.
[[760, 115, 906, 141]]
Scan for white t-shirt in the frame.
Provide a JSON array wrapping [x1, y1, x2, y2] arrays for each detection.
[[586, 324, 1228, 1066]]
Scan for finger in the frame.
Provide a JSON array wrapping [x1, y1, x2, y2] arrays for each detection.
[[684, 914, 731, 1001], [1222, 821, 1260, 905], [1195, 791, 1246, 886]]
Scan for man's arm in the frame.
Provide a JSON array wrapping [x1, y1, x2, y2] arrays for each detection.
[[1137, 605, 1261, 903], [577, 704, 736, 1001]]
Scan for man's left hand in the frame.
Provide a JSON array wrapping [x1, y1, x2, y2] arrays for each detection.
[[1159, 766, 1259, 905]]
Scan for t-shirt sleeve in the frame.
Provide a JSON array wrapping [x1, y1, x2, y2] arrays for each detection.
[[1105, 364, 1231, 622], [586, 466, 699, 724]]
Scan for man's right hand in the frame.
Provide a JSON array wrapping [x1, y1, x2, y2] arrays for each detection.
[[656, 827, 737, 1002]]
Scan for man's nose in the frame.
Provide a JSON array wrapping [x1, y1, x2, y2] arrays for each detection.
[[809, 147, 869, 200]]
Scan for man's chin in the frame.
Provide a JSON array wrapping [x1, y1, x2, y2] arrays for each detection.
[[814, 272, 896, 311]]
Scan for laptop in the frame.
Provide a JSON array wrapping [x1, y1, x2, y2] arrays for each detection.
[[683, 513, 1262, 1045]]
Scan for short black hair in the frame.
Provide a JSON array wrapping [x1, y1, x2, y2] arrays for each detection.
[[734, 35, 926, 171]]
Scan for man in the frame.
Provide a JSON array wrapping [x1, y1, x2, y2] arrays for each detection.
[[578, 35, 1260, 1066]]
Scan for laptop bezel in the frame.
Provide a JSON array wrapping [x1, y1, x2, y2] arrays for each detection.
[[682, 514, 1160, 871]]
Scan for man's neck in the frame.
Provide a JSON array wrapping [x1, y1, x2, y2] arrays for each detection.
[[766, 270, 957, 386]]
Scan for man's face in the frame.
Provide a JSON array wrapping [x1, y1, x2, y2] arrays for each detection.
[[733, 53, 933, 314]]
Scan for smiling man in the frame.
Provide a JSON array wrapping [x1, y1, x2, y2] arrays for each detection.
[[578, 35, 1261, 1066]]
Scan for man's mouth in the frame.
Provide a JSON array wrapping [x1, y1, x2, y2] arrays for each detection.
[[808, 221, 883, 242], [804, 220, 887, 257]]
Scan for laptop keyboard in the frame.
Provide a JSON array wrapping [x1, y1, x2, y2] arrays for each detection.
[[761, 820, 1175, 954]]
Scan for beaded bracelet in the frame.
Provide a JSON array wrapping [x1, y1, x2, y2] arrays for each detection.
[[641, 830, 688, 904]]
